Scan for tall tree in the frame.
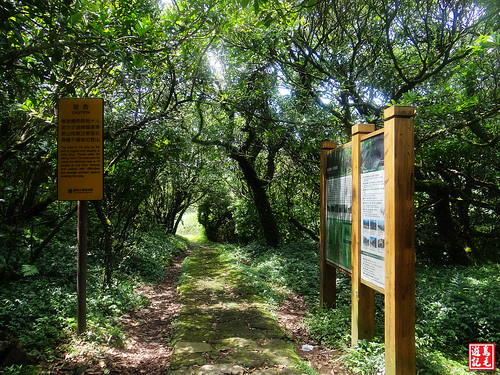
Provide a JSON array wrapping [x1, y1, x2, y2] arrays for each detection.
[[218, 0, 499, 261], [191, 53, 285, 246]]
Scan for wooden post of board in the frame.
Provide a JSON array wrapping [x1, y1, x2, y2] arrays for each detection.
[[384, 105, 416, 375], [77, 200, 88, 335], [351, 124, 376, 346], [320, 141, 337, 308]]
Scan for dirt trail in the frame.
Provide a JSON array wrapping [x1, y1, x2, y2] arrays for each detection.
[[47, 243, 350, 374], [47, 252, 186, 374]]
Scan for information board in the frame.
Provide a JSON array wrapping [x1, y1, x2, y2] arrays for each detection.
[[57, 98, 103, 201], [325, 145, 352, 272], [360, 134, 385, 290], [320, 107, 416, 375]]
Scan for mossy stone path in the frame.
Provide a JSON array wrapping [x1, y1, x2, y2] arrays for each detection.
[[169, 243, 311, 374]]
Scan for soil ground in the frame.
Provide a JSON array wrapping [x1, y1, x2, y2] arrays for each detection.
[[44, 242, 352, 374]]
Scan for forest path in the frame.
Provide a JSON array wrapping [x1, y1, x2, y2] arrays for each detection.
[[48, 242, 349, 374], [168, 242, 312, 374]]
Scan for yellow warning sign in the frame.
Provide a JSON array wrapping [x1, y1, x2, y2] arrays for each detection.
[[57, 98, 103, 201]]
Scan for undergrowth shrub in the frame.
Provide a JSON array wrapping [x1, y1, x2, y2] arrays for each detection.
[[415, 263, 500, 361], [120, 228, 187, 282], [303, 271, 352, 348], [198, 191, 238, 243], [219, 240, 500, 374], [0, 277, 76, 357], [344, 340, 385, 375], [219, 240, 320, 306], [304, 305, 350, 348], [230, 197, 263, 243], [0, 226, 187, 370]]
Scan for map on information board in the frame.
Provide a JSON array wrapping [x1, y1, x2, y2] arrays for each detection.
[[360, 134, 385, 290], [325, 145, 352, 272]]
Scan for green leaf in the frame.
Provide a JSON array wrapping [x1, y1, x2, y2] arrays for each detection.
[[70, 11, 83, 26], [132, 54, 144, 68], [253, 0, 260, 13], [21, 264, 39, 277]]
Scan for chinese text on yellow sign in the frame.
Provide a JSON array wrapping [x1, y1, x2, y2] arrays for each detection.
[[57, 98, 103, 201]]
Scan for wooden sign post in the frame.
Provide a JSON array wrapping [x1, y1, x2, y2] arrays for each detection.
[[383, 106, 416, 374], [57, 98, 104, 335], [320, 105, 415, 374], [351, 124, 376, 345], [77, 200, 88, 334]]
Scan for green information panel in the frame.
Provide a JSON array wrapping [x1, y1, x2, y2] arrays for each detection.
[[325, 145, 352, 272]]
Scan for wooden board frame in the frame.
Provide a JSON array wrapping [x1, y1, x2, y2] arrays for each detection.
[[351, 125, 377, 345], [320, 141, 337, 308], [383, 106, 416, 374]]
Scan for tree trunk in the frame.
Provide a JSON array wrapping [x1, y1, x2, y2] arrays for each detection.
[[173, 205, 190, 235], [233, 154, 280, 247], [93, 201, 114, 288], [430, 187, 471, 265]]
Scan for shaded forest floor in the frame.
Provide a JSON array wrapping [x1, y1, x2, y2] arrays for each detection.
[[43, 242, 351, 374], [45, 250, 186, 374]]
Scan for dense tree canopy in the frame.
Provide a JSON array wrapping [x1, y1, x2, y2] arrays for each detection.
[[0, 0, 498, 283]]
